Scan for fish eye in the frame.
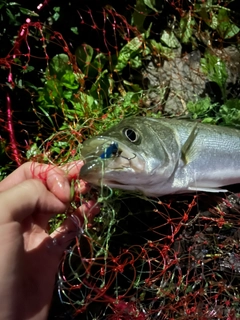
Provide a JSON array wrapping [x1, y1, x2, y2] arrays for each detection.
[[123, 128, 139, 143]]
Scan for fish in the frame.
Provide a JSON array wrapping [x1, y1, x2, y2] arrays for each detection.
[[79, 117, 240, 197]]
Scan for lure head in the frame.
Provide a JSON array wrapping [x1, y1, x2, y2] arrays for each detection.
[[99, 142, 119, 159]]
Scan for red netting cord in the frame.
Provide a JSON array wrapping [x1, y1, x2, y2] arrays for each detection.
[[6, 92, 22, 166]]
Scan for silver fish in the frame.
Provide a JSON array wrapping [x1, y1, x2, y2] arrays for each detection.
[[80, 117, 240, 197]]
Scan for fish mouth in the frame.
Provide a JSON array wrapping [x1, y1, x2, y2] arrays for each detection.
[[80, 137, 144, 187]]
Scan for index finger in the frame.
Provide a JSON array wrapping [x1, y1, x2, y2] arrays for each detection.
[[0, 162, 71, 204], [61, 161, 91, 194]]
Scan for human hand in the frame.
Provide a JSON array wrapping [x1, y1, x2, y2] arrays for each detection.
[[0, 161, 99, 320]]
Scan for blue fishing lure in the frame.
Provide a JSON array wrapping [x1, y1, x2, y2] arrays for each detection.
[[100, 142, 119, 159]]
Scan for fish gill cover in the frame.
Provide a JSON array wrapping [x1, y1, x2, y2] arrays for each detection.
[[0, 0, 240, 319]]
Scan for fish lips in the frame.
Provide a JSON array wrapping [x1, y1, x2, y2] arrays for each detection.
[[80, 137, 145, 187]]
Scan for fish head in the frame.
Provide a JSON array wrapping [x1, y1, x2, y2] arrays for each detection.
[[80, 117, 179, 193]]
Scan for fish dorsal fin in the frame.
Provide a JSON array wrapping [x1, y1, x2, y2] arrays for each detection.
[[181, 122, 199, 165]]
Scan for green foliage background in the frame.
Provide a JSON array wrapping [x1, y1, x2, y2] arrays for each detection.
[[1, 0, 240, 177]]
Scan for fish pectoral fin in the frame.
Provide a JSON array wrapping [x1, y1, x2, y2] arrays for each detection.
[[188, 186, 228, 193], [181, 122, 199, 165]]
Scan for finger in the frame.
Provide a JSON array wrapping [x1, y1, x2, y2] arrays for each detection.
[[0, 162, 71, 204], [75, 199, 101, 222], [0, 179, 68, 224], [61, 160, 83, 180], [61, 160, 91, 194], [50, 200, 100, 250], [49, 216, 82, 251]]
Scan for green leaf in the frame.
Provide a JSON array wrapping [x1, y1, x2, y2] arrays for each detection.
[[19, 7, 39, 16], [0, 164, 11, 181], [21, 65, 35, 73], [53, 12, 60, 21], [202, 117, 216, 124], [187, 97, 215, 119], [217, 8, 240, 39], [114, 35, 143, 72], [45, 79, 62, 98], [22, 81, 39, 91], [144, 22, 152, 39], [122, 91, 141, 105], [52, 7, 60, 21], [130, 55, 142, 68], [143, 0, 158, 12], [93, 53, 106, 70], [90, 53, 107, 77], [219, 99, 240, 127], [26, 143, 41, 159], [148, 39, 175, 59], [75, 44, 94, 71], [61, 72, 79, 89], [38, 106, 55, 127], [132, 0, 149, 32], [123, 80, 142, 92], [63, 90, 73, 100], [71, 27, 79, 35], [89, 69, 109, 100], [160, 30, 180, 48], [49, 54, 72, 78], [208, 12, 219, 30], [179, 12, 196, 43], [6, 8, 16, 23], [200, 52, 228, 98]]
